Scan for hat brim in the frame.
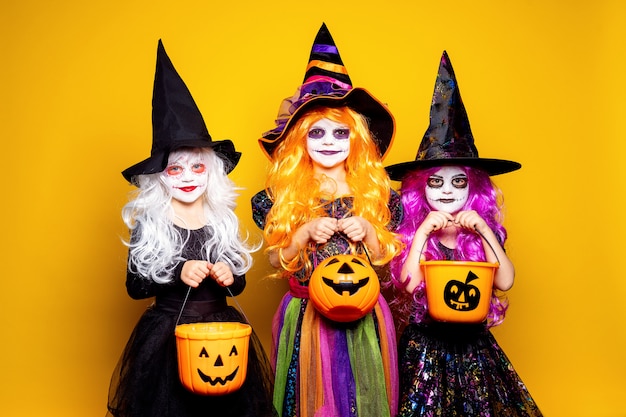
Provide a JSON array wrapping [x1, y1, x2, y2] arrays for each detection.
[[386, 157, 521, 181], [259, 87, 395, 160], [122, 139, 241, 184]]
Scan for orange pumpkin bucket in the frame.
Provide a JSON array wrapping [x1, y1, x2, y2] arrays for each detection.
[[421, 260, 498, 323], [309, 253, 380, 322], [175, 321, 251, 396]]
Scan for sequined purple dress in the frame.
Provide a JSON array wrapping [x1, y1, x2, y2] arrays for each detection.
[[397, 320, 542, 417], [252, 190, 403, 417], [397, 247, 542, 416]]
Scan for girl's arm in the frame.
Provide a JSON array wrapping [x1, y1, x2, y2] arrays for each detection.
[[476, 226, 514, 291], [125, 260, 180, 299], [268, 217, 339, 268], [454, 210, 515, 291], [400, 211, 455, 294]]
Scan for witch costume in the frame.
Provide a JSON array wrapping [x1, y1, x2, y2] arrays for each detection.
[[251, 23, 401, 417], [107, 40, 275, 417], [386, 51, 542, 417]]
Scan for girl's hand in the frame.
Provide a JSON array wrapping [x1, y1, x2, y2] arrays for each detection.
[[181, 260, 211, 288], [208, 261, 234, 287], [337, 216, 371, 242], [455, 210, 515, 291], [417, 211, 455, 236], [454, 210, 488, 234], [268, 217, 338, 268], [306, 217, 339, 244]]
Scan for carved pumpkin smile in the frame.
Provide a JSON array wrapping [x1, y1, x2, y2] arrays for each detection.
[[198, 366, 240, 386], [322, 276, 370, 295], [309, 254, 380, 322]]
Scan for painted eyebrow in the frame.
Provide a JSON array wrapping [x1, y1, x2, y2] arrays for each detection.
[[428, 174, 467, 180], [310, 123, 349, 128]]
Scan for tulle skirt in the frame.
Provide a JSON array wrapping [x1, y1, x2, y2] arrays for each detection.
[[397, 321, 542, 417], [272, 293, 398, 417], [107, 302, 276, 417]]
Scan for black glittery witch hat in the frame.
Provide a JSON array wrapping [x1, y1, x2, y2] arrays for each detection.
[[386, 51, 520, 181]]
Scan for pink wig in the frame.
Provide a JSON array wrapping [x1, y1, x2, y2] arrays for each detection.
[[389, 165, 509, 327]]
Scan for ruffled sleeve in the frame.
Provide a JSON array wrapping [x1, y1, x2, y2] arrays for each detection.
[[251, 189, 273, 230], [388, 188, 404, 232]]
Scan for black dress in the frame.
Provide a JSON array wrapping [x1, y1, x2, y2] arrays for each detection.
[[396, 244, 542, 416], [107, 226, 276, 417]]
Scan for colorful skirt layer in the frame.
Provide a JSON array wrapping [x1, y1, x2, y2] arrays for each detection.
[[107, 304, 276, 417], [397, 321, 542, 417], [271, 292, 398, 417]]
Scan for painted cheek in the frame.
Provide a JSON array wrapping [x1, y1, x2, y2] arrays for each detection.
[[426, 188, 467, 213], [337, 141, 350, 153], [161, 174, 176, 189]]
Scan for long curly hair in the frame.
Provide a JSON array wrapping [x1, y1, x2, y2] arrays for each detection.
[[389, 165, 509, 327], [122, 147, 255, 284], [263, 106, 401, 278]]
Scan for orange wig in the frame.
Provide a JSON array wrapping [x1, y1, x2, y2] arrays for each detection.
[[263, 106, 401, 278]]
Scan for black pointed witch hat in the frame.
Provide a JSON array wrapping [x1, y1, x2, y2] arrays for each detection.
[[259, 23, 395, 160], [122, 40, 241, 184], [386, 51, 520, 181]]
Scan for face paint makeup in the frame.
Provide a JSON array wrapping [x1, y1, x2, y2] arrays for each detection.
[[425, 166, 469, 213], [161, 149, 209, 203], [306, 118, 351, 169]]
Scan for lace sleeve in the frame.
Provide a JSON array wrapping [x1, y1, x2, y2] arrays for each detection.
[[251, 189, 273, 230], [388, 188, 404, 232]]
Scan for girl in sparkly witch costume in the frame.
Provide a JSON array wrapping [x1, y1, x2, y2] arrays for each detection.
[[107, 40, 275, 417], [386, 51, 542, 417], [251, 24, 403, 417]]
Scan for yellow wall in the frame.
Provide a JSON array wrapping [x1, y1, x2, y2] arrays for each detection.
[[2, 1, 624, 416]]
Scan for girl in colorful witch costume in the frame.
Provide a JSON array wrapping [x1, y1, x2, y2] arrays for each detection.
[[251, 23, 403, 417], [386, 51, 542, 417], [107, 40, 275, 417]]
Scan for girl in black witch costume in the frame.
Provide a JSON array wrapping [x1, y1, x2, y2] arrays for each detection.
[[107, 40, 275, 417], [386, 51, 542, 417]]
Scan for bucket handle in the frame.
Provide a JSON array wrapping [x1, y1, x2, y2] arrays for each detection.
[[419, 226, 501, 264], [312, 238, 373, 269], [175, 275, 251, 329]]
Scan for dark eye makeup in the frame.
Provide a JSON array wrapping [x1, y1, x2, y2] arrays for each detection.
[[308, 127, 350, 140]]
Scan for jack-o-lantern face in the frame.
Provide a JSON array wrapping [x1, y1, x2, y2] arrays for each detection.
[[443, 271, 481, 311], [175, 322, 251, 396], [309, 254, 380, 322], [196, 344, 241, 386], [422, 260, 496, 323]]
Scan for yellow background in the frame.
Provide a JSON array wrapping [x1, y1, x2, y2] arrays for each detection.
[[2, 1, 624, 416]]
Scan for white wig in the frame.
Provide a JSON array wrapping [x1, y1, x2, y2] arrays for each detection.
[[122, 148, 255, 284]]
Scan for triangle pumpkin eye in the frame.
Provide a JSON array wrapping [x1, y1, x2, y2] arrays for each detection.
[[229, 345, 238, 356], [326, 258, 340, 266], [199, 347, 209, 358], [350, 257, 365, 267]]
